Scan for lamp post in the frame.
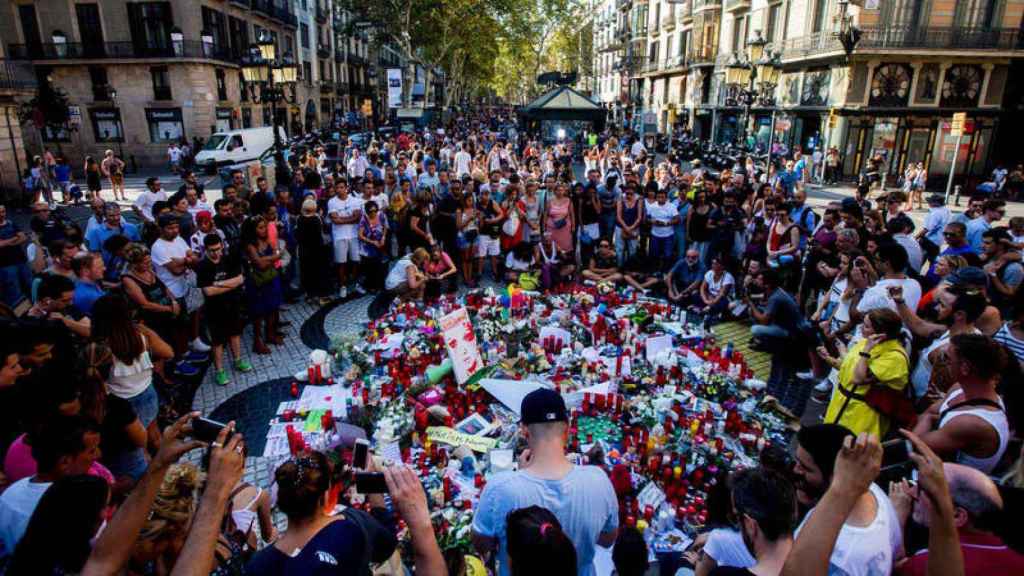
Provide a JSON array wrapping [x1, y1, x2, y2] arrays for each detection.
[[725, 30, 781, 150], [241, 29, 298, 186], [109, 88, 124, 159]]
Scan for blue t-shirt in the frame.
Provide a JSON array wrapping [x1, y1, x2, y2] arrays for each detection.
[[669, 259, 707, 291], [73, 280, 105, 316], [86, 222, 141, 261], [965, 216, 991, 253], [473, 465, 618, 576]]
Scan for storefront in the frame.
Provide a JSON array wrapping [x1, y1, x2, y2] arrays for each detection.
[[215, 108, 234, 133], [89, 108, 124, 143], [839, 113, 997, 185], [145, 108, 184, 143]]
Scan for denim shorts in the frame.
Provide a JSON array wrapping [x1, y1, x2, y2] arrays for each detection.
[[126, 383, 159, 429]]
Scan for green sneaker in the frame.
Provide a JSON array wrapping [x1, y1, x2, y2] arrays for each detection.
[[215, 370, 230, 386], [234, 359, 254, 373]]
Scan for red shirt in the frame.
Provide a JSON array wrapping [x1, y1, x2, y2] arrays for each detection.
[[898, 530, 1024, 576]]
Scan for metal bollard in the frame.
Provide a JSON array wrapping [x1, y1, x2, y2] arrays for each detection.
[[953, 184, 962, 206]]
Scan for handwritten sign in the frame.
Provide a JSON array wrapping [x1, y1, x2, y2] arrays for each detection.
[[426, 426, 498, 453], [440, 307, 483, 384]]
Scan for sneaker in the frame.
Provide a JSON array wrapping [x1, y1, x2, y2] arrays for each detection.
[[215, 370, 230, 386], [352, 284, 366, 295], [183, 350, 208, 363], [338, 286, 348, 299], [175, 361, 200, 377], [234, 359, 254, 373], [796, 370, 815, 381], [191, 338, 211, 353], [814, 379, 833, 393]]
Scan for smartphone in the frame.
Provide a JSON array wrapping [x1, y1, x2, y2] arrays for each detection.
[[191, 417, 232, 443], [354, 472, 388, 494], [353, 439, 370, 470], [881, 438, 912, 470]]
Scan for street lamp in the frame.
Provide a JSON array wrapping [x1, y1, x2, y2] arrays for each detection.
[[109, 88, 124, 159], [242, 29, 298, 186], [724, 30, 781, 150]]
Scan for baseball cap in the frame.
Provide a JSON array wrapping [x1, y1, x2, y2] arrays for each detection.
[[195, 210, 213, 223], [520, 388, 568, 425], [948, 266, 988, 289]]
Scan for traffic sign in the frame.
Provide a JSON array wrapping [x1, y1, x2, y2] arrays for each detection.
[[951, 112, 966, 136]]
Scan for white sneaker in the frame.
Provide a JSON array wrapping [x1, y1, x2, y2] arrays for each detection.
[[352, 284, 366, 295], [191, 338, 211, 353], [814, 379, 833, 393], [338, 286, 348, 299], [796, 370, 815, 380]]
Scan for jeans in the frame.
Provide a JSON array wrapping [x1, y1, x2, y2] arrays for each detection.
[[614, 228, 640, 265], [0, 263, 32, 308], [751, 324, 792, 353], [650, 235, 674, 263], [125, 383, 159, 428]]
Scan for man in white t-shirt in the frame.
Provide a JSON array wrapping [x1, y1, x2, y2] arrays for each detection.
[[168, 143, 182, 174], [792, 424, 903, 576], [629, 138, 646, 160], [347, 148, 369, 180], [856, 242, 922, 315], [327, 180, 363, 299], [453, 144, 473, 178], [151, 213, 207, 355], [134, 177, 167, 223]]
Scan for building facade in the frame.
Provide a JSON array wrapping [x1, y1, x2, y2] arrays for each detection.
[[609, 0, 1024, 182]]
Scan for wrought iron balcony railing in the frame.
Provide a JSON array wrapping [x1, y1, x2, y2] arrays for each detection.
[[780, 26, 1023, 58], [0, 59, 37, 91], [8, 41, 234, 63]]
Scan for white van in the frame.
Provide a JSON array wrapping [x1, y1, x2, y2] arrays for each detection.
[[194, 126, 286, 169]]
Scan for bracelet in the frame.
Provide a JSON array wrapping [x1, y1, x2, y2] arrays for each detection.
[[859, 352, 871, 358]]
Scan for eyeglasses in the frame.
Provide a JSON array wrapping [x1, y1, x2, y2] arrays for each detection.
[[943, 231, 958, 237]]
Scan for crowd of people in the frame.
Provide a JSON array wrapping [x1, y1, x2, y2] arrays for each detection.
[[0, 106, 1022, 575]]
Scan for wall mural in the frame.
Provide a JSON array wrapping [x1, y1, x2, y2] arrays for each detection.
[[800, 69, 831, 106]]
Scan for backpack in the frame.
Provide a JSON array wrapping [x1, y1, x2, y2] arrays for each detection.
[[212, 484, 256, 575]]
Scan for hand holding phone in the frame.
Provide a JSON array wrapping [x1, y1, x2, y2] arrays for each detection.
[[190, 417, 234, 444]]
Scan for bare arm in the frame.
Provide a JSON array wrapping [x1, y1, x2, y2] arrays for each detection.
[[123, 276, 175, 314], [139, 323, 174, 362], [83, 414, 204, 576], [169, 427, 245, 576]]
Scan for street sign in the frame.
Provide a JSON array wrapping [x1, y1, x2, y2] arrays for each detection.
[[951, 112, 967, 136], [68, 105, 82, 127]]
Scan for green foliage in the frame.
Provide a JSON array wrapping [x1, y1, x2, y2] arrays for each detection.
[[20, 82, 72, 131]]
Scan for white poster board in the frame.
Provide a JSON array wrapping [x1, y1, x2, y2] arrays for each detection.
[[439, 307, 483, 385], [386, 68, 403, 108]]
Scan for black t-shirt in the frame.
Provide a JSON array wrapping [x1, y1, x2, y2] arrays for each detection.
[[765, 287, 803, 335], [246, 510, 396, 576], [0, 220, 26, 266], [196, 255, 243, 310], [100, 394, 138, 460]]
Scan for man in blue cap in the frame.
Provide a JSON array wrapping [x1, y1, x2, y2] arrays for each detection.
[[472, 387, 618, 576]]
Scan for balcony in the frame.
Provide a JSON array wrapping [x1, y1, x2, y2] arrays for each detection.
[[318, 80, 334, 94], [317, 42, 331, 59], [693, 0, 721, 13], [662, 13, 676, 31], [336, 81, 349, 93], [780, 26, 1023, 59], [643, 59, 661, 73], [678, 1, 693, 22], [349, 53, 367, 66], [335, 48, 346, 63], [689, 46, 718, 66], [315, 4, 328, 23], [616, 0, 631, 11], [7, 41, 235, 64], [0, 60, 37, 92], [252, 0, 298, 28], [725, 0, 750, 12]]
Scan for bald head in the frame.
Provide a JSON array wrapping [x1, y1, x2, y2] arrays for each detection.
[[913, 462, 1002, 529]]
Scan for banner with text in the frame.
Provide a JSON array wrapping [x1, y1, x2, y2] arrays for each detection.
[[386, 68, 403, 108]]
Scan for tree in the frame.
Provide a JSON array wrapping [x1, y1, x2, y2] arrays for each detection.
[[20, 82, 73, 139]]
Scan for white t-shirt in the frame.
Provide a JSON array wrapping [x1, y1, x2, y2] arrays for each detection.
[[857, 277, 922, 315], [151, 236, 191, 298], [795, 484, 903, 576], [327, 195, 363, 240], [703, 271, 735, 299], [134, 189, 167, 222], [186, 200, 213, 218], [702, 528, 755, 568], [646, 201, 676, 237], [454, 150, 473, 176], [0, 478, 52, 556], [168, 147, 182, 162], [362, 193, 389, 213], [385, 255, 416, 290], [630, 140, 646, 158]]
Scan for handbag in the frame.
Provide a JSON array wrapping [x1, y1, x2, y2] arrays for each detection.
[[502, 212, 520, 236], [183, 271, 205, 314], [251, 264, 279, 287]]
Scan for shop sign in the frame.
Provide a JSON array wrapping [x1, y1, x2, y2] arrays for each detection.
[[951, 112, 967, 136], [216, 108, 233, 119], [68, 105, 82, 127]]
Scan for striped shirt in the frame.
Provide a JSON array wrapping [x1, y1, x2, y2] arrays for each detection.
[[993, 322, 1024, 366]]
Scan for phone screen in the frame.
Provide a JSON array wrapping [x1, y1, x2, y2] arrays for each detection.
[[353, 439, 369, 470], [354, 472, 388, 494]]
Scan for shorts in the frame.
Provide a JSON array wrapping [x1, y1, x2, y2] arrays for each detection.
[[110, 174, 124, 185], [206, 302, 244, 344], [476, 235, 500, 258], [333, 238, 361, 263], [124, 384, 159, 428]]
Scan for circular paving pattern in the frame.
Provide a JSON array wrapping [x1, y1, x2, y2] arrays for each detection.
[[207, 377, 295, 457]]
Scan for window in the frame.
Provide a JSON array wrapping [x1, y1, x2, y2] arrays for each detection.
[[680, 30, 690, 57], [228, 16, 249, 60], [811, 0, 828, 34], [648, 41, 658, 62], [90, 108, 123, 142], [89, 67, 110, 101], [146, 108, 184, 142], [242, 107, 252, 128], [202, 7, 228, 52], [75, 4, 105, 57], [216, 69, 227, 101], [151, 66, 171, 100], [732, 15, 747, 52], [767, 4, 780, 42], [127, 2, 173, 54], [239, 72, 248, 102], [304, 61, 313, 86], [300, 23, 310, 48], [216, 108, 234, 132]]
